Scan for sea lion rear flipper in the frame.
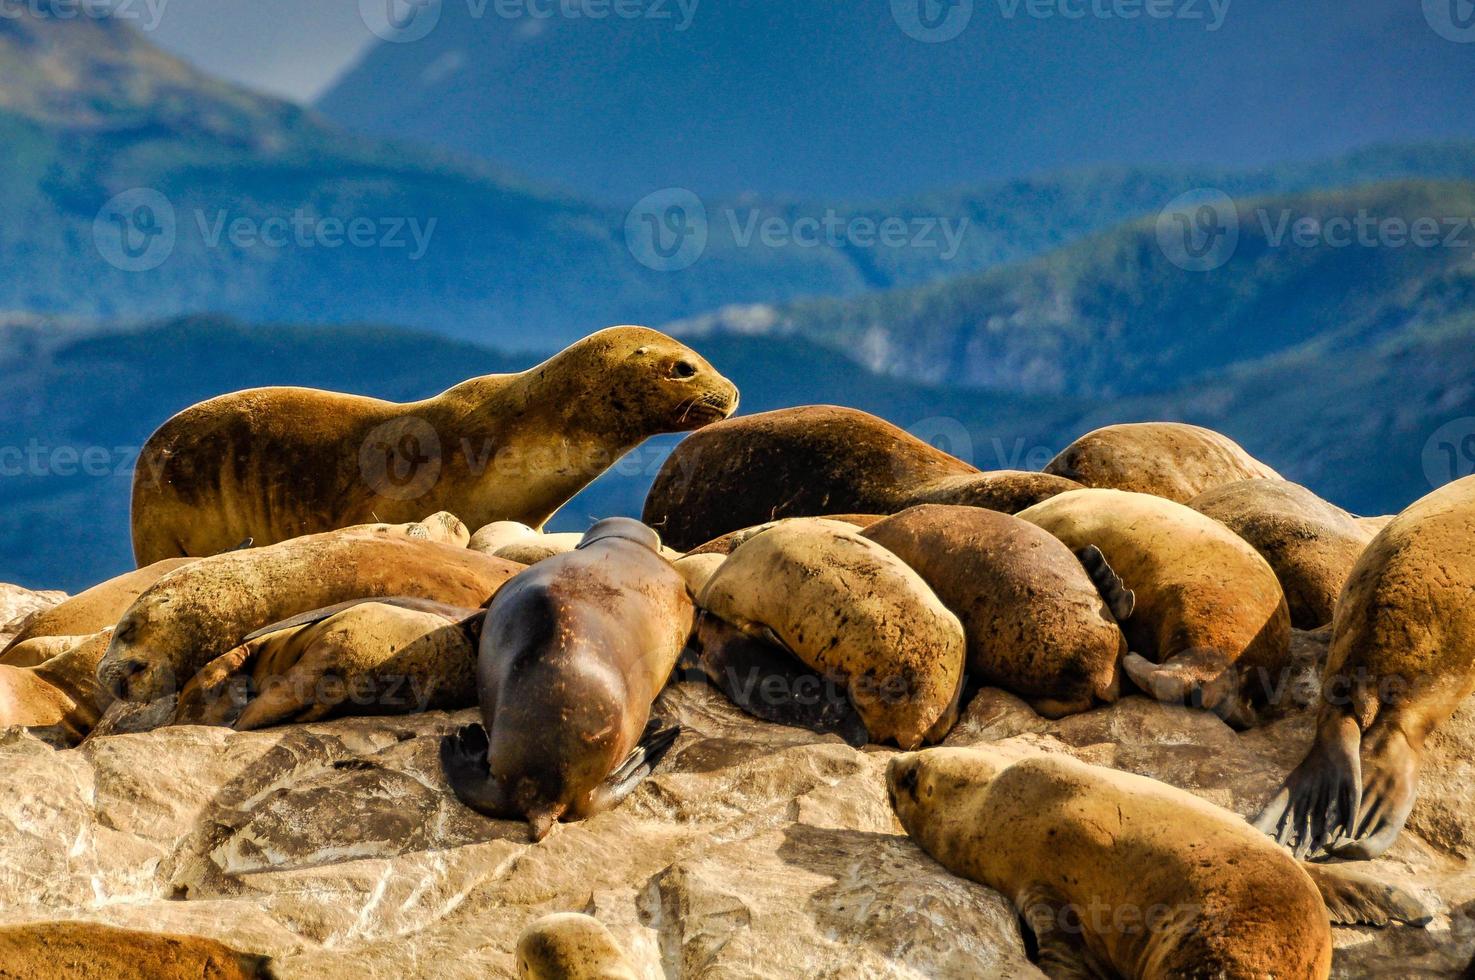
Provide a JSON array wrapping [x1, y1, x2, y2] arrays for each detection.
[[1122, 650, 1236, 716], [1075, 545, 1134, 621], [1252, 712, 1363, 859], [589, 724, 682, 814], [1015, 882, 1113, 979], [217, 537, 254, 554], [440, 723, 514, 818], [1299, 862, 1434, 927]]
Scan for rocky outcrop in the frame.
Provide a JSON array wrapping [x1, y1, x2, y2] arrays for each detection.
[[0, 583, 65, 650], [0, 587, 1471, 978]]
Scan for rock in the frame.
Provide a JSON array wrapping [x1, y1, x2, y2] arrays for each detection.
[[0, 583, 67, 649], [0, 630, 1470, 977]]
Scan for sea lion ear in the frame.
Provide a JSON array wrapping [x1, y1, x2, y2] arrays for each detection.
[[632, 346, 651, 357]]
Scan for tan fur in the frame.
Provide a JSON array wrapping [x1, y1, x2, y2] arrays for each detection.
[[1046, 422, 1281, 503], [1189, 480, 1375, 629], [888, 747, 1333, 980], [0, 630, 114, 745], [516, 913, 639, 980], [96, 520, 521, 706], [1018, 489, 1291, 724], [1, 559, 192, 660], [131, 327, 737, 564], [863, 505, 1125, 717], [697, 519, 964, 749], [0, 921, 271, 979]]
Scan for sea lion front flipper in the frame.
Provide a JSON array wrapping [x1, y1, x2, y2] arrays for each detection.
[[587, 724, 682, 814], [1015, 882, 1112, 980], [1253, 712, 1363, 859], [1299, 862, 1434, 927], [1075, 545, 1134, 621], [440, 722, 514, 818], [1122, 649, 1236, 716]]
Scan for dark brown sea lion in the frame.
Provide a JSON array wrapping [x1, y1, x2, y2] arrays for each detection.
[[1045, 421, 1281, 503], [642, 405, 1080, 551], [1256, 474, 1475, 860], [96, 520, 522, 706], [131, 327, 738, 565], [0, 921, 272, 979], [861, 505, 1129, 718], [1189, 479, 1376, 629], [440, 518, 693, 841]]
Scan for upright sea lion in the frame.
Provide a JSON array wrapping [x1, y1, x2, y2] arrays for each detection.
[[1255, 474, 1475, 860], [888, 747, 1429, 980], [131, 327, 738, 565], [0, 559, 192, 663], [697, 518, 965, 748], [0, 921, 272, 979], [175, 598, 483, 730], [97, 520, 522, 706], [1018, 489, 1291, 726], [515, 913, 640, 980], [0, 629, 113, 745], [441, 518, 693, 841], [642, 406, 1080, 550], [1045, 422, 1281, 503], [1189, 480, 1376, 629], [861, 505, 1129, 718]]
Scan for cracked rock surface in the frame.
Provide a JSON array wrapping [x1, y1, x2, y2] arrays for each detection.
[[0, 589, 1471, 978]]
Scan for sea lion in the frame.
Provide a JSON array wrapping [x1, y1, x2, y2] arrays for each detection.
[[672, 553, 726, 596], [491, 533, 588, 565], [1045, 422, 1281, 503], [1255, 474, 1475, 860], [175, 598, 483, 730], [0, 629, 113, 745], [642, 406, 1080, 550], [468, 521, 539, 554], [97, 520, 522, 706], [1017, 489, 1291, 726], [697, 518, 965, 748], [861, 505, 1129, 718], [131, 327, 738, 565], [0, 559, 192, 663], [515, 913, 640, 980], [685, 515, 884, 557], [441, 518, 692, 841], [1189, 480, 1376, 629], [888, 747, 1429, 980], [0, 921, 272, 979]]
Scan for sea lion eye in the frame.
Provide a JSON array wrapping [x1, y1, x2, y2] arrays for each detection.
[[671, 360, 697, 379]]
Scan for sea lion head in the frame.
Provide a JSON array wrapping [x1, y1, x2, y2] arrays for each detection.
[[516, 912, 639, 980], [578, 516, 661, 553], [887, 747, 1017, 840], [96, 598, 183, 702], [570, 326, 739, 435]]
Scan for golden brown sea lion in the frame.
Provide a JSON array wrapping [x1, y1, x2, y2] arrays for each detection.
[[1189, 479, 1376, 629], [515, 913, 640, 980], [1018, 488, 1291, 726], [862, 505, 1129, 718], [97, 520, 522, 706], [0, 921, 272, 979], [131, 327, 738, 565], [697, 518, 965, 748], [1045, 422, 1281, 503], [0, 630, 113, 745], [642, 406, 1080, 550], [1256, 474, 1475, 859], [888, 747, 1429, 980], [441, 518, 692, 841], [175, 598, 483, 730], [685, 516, 878, 557]]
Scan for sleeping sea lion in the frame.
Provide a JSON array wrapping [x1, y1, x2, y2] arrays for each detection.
[[515, 913, 640, 980], [0, 921, 272, 979], [0, 629, 113, 745], [131, 327, 737, 564], [1045, 422, 1281, 503]]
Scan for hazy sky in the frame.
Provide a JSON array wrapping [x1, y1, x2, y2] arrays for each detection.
[[142, 0, 375, 101]]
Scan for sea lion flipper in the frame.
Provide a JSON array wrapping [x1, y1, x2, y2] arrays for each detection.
[[440, 723, 514, 818], [1015, 882, 1112, 979], [1252, 713, 1362, 859], [1075, 545, 1134, 621], [589, 724, 682, 813], [1299, 863, 1434, 927]]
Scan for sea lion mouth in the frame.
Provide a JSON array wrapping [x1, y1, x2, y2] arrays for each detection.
[[98, 656, 150, 701], [673, 393, 737, 429]]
